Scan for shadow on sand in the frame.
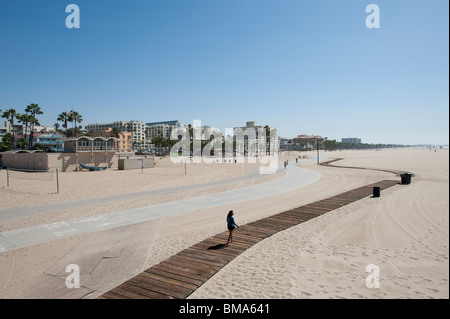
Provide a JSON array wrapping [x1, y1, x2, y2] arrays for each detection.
[[207, 244, 227, 250]]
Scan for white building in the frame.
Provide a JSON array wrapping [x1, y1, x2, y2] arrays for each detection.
[[86, 121, 147, 145], [233, 121, 278, 156], [0, 121, 11, 142], [145, 120, 184, 141], [342, 137, 362, 144]]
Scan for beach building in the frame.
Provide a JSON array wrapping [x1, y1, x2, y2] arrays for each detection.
[[0, 121, 10, 142], [342, 137, 362, 144], [60, 136, 120, 171], [191, 125, 222, 141], [145, 120, 184, 141], [86, 121, 146, 146], [280, 138, 295, 151], [89, 128, 133, 152], [64, 136, 119, 153], [32, 133, 65, 152], [117, 131, 133, 152], [293, 134, 325, 150], [233, 121, 278, 156], [0, 121, 22, 140], [32, 126, 57, 134]]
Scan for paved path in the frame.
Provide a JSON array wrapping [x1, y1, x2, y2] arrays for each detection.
[[0, 164, 321, 253], [0, 167, 264, 224]]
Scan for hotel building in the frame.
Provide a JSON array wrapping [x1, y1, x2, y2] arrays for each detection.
[[86, 121, 146, 146]]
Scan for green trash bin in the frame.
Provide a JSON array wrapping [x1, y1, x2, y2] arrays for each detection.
[[400, 173, 413, 185]]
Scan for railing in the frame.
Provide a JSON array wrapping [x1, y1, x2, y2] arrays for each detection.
[[76, 145, 118, 152]]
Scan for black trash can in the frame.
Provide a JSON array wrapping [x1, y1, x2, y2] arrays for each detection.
[[400, 173, 413, 185], [373, 187, 381, 198]]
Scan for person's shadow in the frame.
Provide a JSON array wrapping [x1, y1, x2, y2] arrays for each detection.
[[208, 244, 227, 250]]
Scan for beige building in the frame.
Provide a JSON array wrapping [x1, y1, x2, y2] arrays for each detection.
[[117, 131, 133, 152], [89, 128, 133, 152], [293, 134, 324, 150], [86, 121, 146, 146]]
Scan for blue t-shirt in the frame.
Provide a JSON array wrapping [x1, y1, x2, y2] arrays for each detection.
[[227, 216, 238, 227]]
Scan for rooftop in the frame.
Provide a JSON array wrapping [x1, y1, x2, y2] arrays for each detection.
[[146, 120, 180, 126]]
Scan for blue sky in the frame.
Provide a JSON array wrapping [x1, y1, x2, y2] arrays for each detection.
[[0, 0, 448, 145]]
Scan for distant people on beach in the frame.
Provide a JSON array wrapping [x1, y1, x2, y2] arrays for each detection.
[[284, 161, 287, 169], [226, 210, 239, 246]]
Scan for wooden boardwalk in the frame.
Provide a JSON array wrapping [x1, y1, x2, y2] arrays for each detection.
[[99, 179, 400, 299]]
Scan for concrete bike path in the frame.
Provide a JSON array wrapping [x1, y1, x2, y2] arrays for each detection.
[[0, 168, 266, 224], [0, 165, 321, 253]]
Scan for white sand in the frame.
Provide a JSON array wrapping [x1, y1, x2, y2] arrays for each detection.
[[0, 148, 448, 299], [189, 148, 449, 299]]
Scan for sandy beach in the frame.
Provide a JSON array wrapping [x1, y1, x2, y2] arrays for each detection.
[[0, 148, 448, 299]]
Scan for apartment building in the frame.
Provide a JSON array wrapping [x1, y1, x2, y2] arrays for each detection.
[[342, 137, 362, 144], [117, 131, 133, 152], [0, 121, 10, 142], [32, 133, 65, 152], [145, 120, 183, 142], [233, 121, 278, 155], [86, 121, 146, 145]]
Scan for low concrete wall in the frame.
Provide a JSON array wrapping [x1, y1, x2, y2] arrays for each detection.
[[49, 152, 119, 172], [0, 152, 145, 172], [1, 153, 48, 171], [118, 157, 155, 170], [1, 152, 120, 172]]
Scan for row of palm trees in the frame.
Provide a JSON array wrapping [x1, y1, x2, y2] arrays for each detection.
[[1, 104, 43, 149], [1, 104, 83, 151], [55, 111, 83, 137]]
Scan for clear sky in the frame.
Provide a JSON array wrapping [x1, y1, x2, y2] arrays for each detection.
[[0, 0, 448, 145]]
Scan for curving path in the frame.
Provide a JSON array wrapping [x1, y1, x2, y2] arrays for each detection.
[[0, 164, 321, 253]]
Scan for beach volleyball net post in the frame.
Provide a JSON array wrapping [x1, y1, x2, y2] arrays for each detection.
[[5, 167, 60, 194]]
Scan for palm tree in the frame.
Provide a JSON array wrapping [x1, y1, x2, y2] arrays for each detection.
[[18, 113, 33, 141], [1, 108, 19, 145], [69, 111, 83, 137], [111, 127, 121, 138], [26, 103, 43, 148], [28, 117, 41, 149], [57, 112, 70, 134], [152, 135, 165, 155], [264, 125, 271, 155]]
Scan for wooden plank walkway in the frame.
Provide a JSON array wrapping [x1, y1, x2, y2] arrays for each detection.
[[99, 179, 400, 299]]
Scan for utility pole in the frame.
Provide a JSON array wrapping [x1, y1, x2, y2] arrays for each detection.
[[317, 139, 320, 165]]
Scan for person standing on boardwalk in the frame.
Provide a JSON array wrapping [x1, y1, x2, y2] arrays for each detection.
[[226, 210, 239, 246]]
